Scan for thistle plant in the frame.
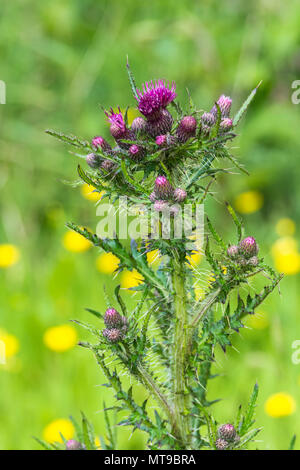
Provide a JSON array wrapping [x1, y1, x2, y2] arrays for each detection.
[[44, 62, 282, 451]]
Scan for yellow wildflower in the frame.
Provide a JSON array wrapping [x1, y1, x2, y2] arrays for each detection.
[[43, 418, 74, 443], [234, 190, 263, 214], [96, 252, 120, 274], [0, 244, 20, 268], [120, 269, 144, 289], [186, 251, 202, 268], [264, 392, 296, 418], [275, 218, 296, 237], [146, 249, 161, 266], [271, 237, 298, 256], [94, 436, 101, 449], [62, 230, 91, 253], [274, 252, 300, 275], [44, 324, 78, 352], [0, 330, 20, 358], [80, 183, 104, 202]]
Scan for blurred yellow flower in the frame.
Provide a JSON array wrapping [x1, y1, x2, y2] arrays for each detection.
[[62, 230, 91, 253], [96, 252, 120, 274], [274, 252, 300, 275], [94, 436, 101, 449], [264, 392, 296, 418], [234, 190, 263, 214], [275, 218, 296, 237], [0, 330, 20, 358], [43, 418, 75, 443], [271, 237, 298, 256], [186, 251, 202, 268], [146, 249, 161, 266], [0, 244, 20, 268], [246, 311, 269, 330], [44, 324, 78, 352], [120, 269, 144, 289], [80, 183, 104, 202]]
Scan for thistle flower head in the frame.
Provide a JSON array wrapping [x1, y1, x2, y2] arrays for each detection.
[[155, 134, 176, 147], [136, 80, 176, 119], [220, 118, 233, 133], [212, 94, 232, 117], [131, 116, 147, 134], [92, 136, 111, 152], [146, 109, 173, 137], [227, 245, 239, 258], [201, 112, 215, 126], [239, 236, 259, 258], [101, 159, 115, 171], [86, 153, 101, 169], [174, 188, 187, 202], [102, 327, 123, 343], [105, 107, 127, 139], [248, 255, 259, 266], [65, 440, 84, 450], [176, 115, 197, 142], [104, 308, 122, 328], [156, 135, 167, 146], [215, 438, 229, 450], [154, 175, 174, 199], [218, 423, 237, 442], [129, 144, 143, 160]]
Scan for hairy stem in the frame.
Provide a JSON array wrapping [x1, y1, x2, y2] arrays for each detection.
[[172, 250, 189, 448]]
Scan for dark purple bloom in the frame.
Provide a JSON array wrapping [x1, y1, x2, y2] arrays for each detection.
[[239, 236, 259, 258], [155, 134, 176, 147], [129, 144, 143, 160], [136, 80, 176, 120], [154, 175, 174, 199], [176, 115, 197, 143], [105, 107, 127, 139], [104, 308, 122, 328], [86, 153, 101, 169], [218, 424, 237, 442], [92, 136, 112, 153]]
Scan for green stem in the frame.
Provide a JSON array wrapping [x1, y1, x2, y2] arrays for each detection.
[[172, 250, 189, 448]]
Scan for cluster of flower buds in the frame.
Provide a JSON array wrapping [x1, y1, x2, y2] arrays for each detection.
[[227, 236, 259, 267], [102, 307, 128, 343], [149, 176, 187, 214], [215, 424, 239, 450], [200, 94, 233, 138]]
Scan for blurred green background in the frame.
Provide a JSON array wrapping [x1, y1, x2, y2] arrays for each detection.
[[1, 0, 300, 450]]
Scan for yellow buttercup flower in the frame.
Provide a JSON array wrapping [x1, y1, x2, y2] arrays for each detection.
[[275, 218, 296, 237], [274, 252, 300, 275], [271, 237, 298, 256], [43, 418, 75, 443], [264, 392, 296, 418], [44, 324, 78, 352], [234, 190, 263, 214], [120, 269, 144, 289], [94, 436, 101, 449], [96, 252, 120, 274], [0, 244, 20, 268], [246, 311, 269, 330], [146, 249, 161, 266], [80, 183, 104, 202], [62, 230, 91, 253], [0, 330, 20, 358]]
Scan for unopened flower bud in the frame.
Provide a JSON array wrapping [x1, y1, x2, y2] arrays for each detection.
[[156, 134, 176, 147], [146, 109, 173, 138], [131, 117, 147, 135], [101, 159, 115, 171], [174, 188, 187, 202], [239, 236, 259, 258], [154, 200, 169, 212], [149, 191, 156, 202], [154, 175, 174, 199], [215, 438, 229, 450], [104, 308, 122, 328], [248, 256, 259, 266], [86, 153, 101, 169], [212, 95, 232, 117], [218, 424, 237, 442], [227, 245, 239, 258], [102, 327, 123, 343], [66, 440, 84, 450], [201, 112, 215, 126], [176, 115, 197, 142], [92, 136, 112, 153], [220, 118, 233, 133], [129, 144, 143, 160]]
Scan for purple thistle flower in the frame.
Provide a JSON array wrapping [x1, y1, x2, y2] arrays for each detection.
[[239, 236, 259, 258], [215, 438, 229, 450], [218, 424, 237, 442], [105, 108, 134, 147], [154, 200, 170, 212], [211, 95, 232, 117], [102, 327, 123, 343], [131, 116, 147, 135], [86, 153, 101, 169], [201, 112, 215, 126], [174, 188, 187, 202], [146, 109, 173, 138], [227, 245, 239, 258], [66, 440, 84, 450], [129, 144, 143, 160], [154, 175, 174, 199], [176, 115, 197, 143], [92, 136, 112, 153], [104, 308, 122, 328], [220, 118, 233, 133], [136, 80, 176, 120], [155, 134, 176, 147]]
